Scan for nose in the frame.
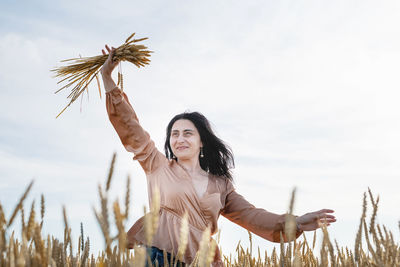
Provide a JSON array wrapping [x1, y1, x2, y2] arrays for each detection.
[[176, 134, 185, 143]]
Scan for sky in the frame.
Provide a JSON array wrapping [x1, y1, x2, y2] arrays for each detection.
[[1, 0, 400, 259]]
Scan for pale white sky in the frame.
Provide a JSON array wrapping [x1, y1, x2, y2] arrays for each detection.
[[1, 0, 400, 259]]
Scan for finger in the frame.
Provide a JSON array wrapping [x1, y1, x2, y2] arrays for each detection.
[[102, 49, 106, 55], [319, 218, 336, 222], [320, 219, 336, 224], [105, 44, 111, 53], [318, 214, 336, 219], [318, 209, 335, 214]]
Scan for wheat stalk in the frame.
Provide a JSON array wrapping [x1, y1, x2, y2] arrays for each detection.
[[197, 226, 211, 267], [7, 180, 34, 227], [176, 212, 189, 264], [26, 200, 35, 240], [40, 194, 45, 229], [113, 201, 126, 251], [52, 33, 152, 118], [354, 192, 367, 263], [124, 175, 131, 220], [106, 152, 116, 192]]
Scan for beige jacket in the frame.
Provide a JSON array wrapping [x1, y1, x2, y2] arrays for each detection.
[[106, 87, 301, 266]]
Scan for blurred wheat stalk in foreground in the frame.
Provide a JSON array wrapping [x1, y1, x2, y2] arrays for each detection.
[[52, 33, 152, 118], [1, 154, 400, 266]]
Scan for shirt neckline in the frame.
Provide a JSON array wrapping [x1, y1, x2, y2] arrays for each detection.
[[175, 161, 211, 199]]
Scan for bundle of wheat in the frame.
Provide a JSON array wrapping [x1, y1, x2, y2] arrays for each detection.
[[52, 33, 152, 118]]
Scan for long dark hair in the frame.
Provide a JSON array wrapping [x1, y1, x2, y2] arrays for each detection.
[[164, 112, 234, 180]]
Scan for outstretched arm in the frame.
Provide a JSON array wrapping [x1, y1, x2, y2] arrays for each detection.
[[220, 182, 302, 242], [221, 181, 336, 242]]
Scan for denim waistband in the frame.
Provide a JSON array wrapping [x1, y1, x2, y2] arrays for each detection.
[[145, 246, 186, 267]]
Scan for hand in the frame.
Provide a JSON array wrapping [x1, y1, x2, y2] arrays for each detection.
[[100, 44, 119, 92], [296, 209, 336, 231], [100, 44, 119, 77]]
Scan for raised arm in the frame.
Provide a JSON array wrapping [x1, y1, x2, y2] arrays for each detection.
[[101, 45, 164, 173]]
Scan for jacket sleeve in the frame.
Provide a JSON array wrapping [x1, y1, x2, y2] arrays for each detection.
[[106, 87, 165, 174], [220, 180, 302, 242]]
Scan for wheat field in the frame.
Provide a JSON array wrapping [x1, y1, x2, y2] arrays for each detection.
[[1, 154, 399, 266]]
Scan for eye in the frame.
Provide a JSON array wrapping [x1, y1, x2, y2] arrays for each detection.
[[184, 132, 192, 136], [171, 132, 178, 137]]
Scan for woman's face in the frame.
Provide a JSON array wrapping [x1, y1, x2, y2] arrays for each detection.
[[170, 119, 202, 161]]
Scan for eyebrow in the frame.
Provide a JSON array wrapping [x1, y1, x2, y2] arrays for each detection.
[[171, 129, 194, 133]]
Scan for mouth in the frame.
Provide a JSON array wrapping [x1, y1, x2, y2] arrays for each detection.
[[176, 146, 188, 150]]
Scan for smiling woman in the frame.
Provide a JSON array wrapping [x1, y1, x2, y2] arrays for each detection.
[[165, 112, 234, 180], [166, 114, 233, 201], [101, 44, 336, 267], [170, 120, 204, 163]]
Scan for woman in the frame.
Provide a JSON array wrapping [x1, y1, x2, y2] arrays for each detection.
[[101, 45, 336, 266]]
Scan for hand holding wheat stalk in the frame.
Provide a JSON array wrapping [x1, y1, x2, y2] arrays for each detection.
[[52, 33, 152, 118], [100, 45, 120, 93]]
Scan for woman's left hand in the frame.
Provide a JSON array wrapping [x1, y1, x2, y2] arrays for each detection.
[[296, 209, 336, 231]]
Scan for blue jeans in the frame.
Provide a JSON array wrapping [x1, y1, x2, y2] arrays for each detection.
[[145, 246, 185, 267]]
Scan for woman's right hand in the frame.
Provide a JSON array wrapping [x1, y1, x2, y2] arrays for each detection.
[[101, 44, 119, 76], [100, 44, 119, 92]]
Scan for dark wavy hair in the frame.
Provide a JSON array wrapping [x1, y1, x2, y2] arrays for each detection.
[[164, 112, 234, 180]]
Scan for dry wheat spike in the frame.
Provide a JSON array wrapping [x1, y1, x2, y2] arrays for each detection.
[[52, 33, 152, 118]]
